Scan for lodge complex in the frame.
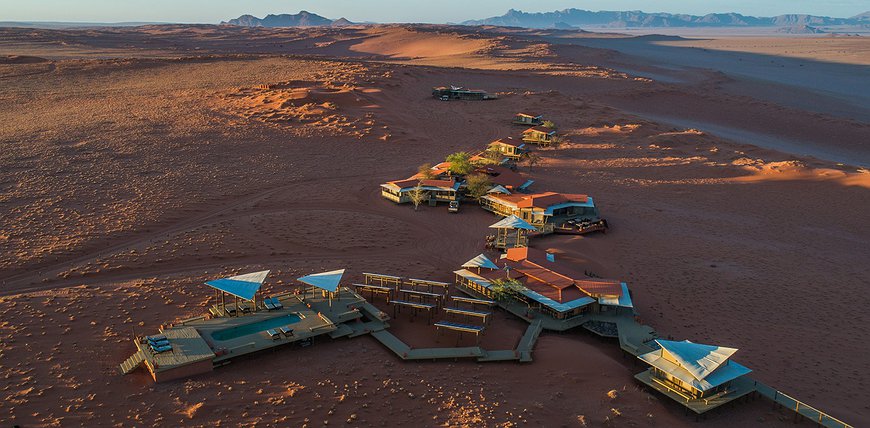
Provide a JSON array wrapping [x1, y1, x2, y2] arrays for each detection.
[[116, 96, 845, 427]]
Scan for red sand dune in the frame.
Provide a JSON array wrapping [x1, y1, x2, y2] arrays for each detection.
[[0, 24, 867, 427]]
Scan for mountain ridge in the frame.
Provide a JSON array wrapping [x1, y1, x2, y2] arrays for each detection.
[[461, 8, 864, 29], [222, 11, 352, 27]]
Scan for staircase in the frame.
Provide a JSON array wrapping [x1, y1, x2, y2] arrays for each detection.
[[119, 350, 146, 375]]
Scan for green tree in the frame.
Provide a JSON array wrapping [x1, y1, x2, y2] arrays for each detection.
[[417, 163, 435, 180], [549, 134, 565, 148], [446, 151, 474, 176], [409, 182, 428, 211], [542, 120, 557, 129], [480, 147, 503, 165], [464, 173, 492, 201], [489, 278, 523, 302], [524, 152, 543, 171]]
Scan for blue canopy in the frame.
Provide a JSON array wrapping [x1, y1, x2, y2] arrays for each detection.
[[205, 270, 270, 301], [297, 269, 345, 293]]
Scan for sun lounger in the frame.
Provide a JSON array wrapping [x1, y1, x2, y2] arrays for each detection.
[[265, 329, 280, 340], [270, 297, 283, 309], [264, 299, 276, 310], [279, 326, 294, 337], [150, 343, 173, 353], [147, 334, 167, 342], [149, 338, 169, 346], [226, 306, 237, 315], [148, 335, 169, 347], [239, 304, 251, 314]]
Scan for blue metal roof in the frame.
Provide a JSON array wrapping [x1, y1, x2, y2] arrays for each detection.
[[543, 197, 595, 215], [520, 288, 595, 313]]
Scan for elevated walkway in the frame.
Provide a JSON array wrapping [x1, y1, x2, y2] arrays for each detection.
[[755, 382, 853, 428], [516, 319, 543, 362], [367, 319, 544, 363], [477, 349, 520, 362]]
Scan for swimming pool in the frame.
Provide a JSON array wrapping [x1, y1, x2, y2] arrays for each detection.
[[211, 313, 302, 341]]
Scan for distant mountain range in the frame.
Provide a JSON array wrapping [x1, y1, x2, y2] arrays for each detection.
[[222, 11, 353, 27], [461, 8, 870, 29]]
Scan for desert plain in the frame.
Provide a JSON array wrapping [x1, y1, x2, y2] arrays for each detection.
[[0, 24, 869, 427]]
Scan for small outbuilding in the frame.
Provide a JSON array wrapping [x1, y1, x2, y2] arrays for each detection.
[[522, 126, 557, 146], [513, 113, 544, 126], [432, 86, 497, 101], [637, 340, 753, 403], [380, 178, 460, 204], [487, 137, 527, 160]]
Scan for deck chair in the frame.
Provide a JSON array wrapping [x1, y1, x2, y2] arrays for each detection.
[[270, 297, 283, 310], [148, 338, 170, 347], [151, 343, 172, 353], [279, 326, 294, 337], [265, 329, 280, 340], [147, 336, 170, 346], [263, 299, 276, 310], [239, 304, 251, 314]]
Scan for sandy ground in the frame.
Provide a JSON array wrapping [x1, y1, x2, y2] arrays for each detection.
[[0, 24, 868, 427]]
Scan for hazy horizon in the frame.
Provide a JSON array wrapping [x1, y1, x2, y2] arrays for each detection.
[[2, 0, 868, 24]]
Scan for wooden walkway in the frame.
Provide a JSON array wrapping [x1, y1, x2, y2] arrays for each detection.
[[516, 319, 543, 362], [367, 319, 545, 363]]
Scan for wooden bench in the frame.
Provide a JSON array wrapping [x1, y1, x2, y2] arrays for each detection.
[[353, 283, 393, 302], [443, 307, 491, 324], [390, 300, 436, 323], [451, 296, 496, 308]]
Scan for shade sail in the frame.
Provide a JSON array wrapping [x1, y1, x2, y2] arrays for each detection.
[[297, 269, 345, 293], [487, 185, 511, 195], [461, 253, 499, 270], [205, 270, 270, 301], [489, 215, 537, 230]]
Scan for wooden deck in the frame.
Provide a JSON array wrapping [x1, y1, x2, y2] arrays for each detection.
[[635, 370, 757, 415]]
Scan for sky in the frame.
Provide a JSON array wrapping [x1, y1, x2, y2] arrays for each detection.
[[2, 0, 868, 24]]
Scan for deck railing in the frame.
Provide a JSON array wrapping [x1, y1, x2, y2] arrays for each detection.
[[757, 383, 853, 428]]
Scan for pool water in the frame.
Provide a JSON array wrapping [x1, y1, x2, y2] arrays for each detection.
[[211, 313, 302, 341]]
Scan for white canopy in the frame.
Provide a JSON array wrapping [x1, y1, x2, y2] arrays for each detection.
[[487, 185, 511, 195], [461, 253, 499, 270], [489, 215, 537, 230], [297, 269, 345, 293], [657, 339, 738, 381]]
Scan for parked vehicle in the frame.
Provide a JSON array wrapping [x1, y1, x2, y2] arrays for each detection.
[[448, 200, 460, 213]]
